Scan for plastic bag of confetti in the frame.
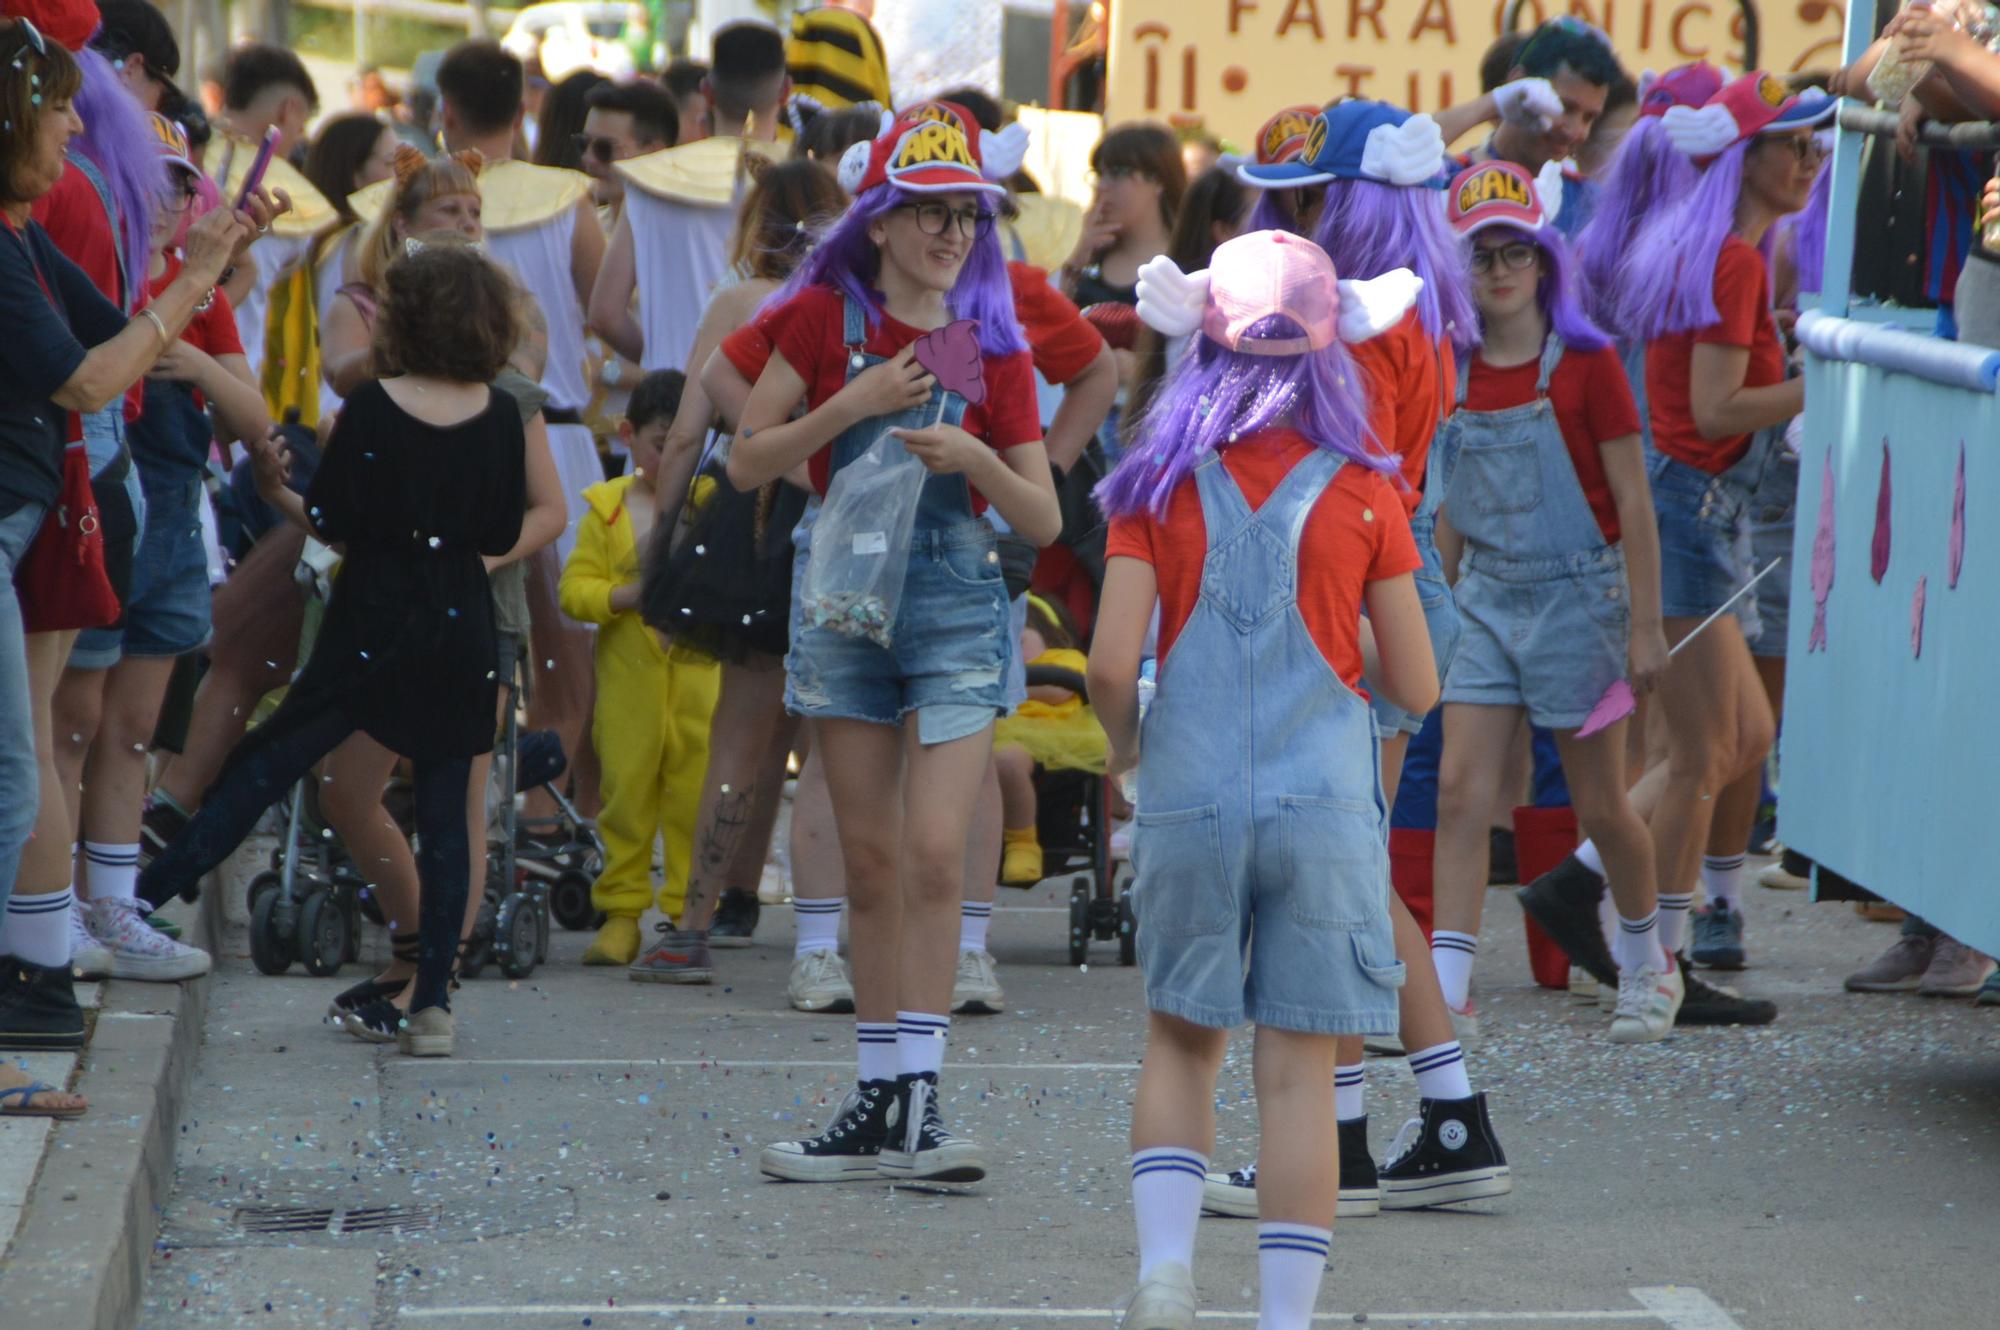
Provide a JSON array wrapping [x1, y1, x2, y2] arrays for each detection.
[[800, 426, 927, 647]]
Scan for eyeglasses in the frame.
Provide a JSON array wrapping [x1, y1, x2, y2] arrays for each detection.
[[162, 178, 200, 212], [1758, 133, 1825, 163], [571, 133, 619, 163], [1470, 241, 1539, 275], [897, 201, 996, 240]]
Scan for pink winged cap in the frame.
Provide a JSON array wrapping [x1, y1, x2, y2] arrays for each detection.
[[1133, 230, 1423, 355]]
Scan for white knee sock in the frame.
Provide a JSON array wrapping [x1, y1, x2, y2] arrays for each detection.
[[856, 1021, 897, 1083], [1658, 892, 1695, 955], [1131, 1148, 1207, 1280], [83, 841, 139, 902], [1333, 1063, 1365, 1122], [1257, 1224, 1331, 1330], [1430, 931, 1478, 1010], [2, 887, 75, 968], [1407, 1040, 1472, 1101], [959, 899, 992, 953], [1613, 908, 1668, 975], [793, 896, 844, 957], [1574, 838, 1606, 878], [1701, 854, 1747, 911], [896, 1010, 950, 1077]]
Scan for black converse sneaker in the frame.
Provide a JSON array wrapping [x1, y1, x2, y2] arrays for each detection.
[[1516, 854, 1618, 987], [1201, 1117, 1381, 1219], [877, 1072, 987, 1184], [710, 890, 760, 948], [1378, 1093, 1513, 1210], [759, 1080, 895, 1181], [1674, 958, 1778, 1026]]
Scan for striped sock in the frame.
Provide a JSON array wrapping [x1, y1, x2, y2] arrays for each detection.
[[1613, 907, 1667, 975], [2, 887, 75, 968], [1408, 1040, 1472, 1102], [84, 841, 140, 903], [1131, 1148, 1207, 1280], [1430, 930, 1478, 1010], [1701, 854, 1747, 911], [1334, 1063, 1365, 1122], [1658, 892, 1696, 955], [959, 899, 993, 953], [896, 1010, 950, 1077], [793, 896, 844, 958], [856, 1021, 898, 1083], [1257, 1224, 1332, 1330]]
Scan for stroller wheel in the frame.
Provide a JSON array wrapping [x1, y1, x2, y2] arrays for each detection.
[[250, 883, 297, 976], [297, 886, 349, 978], [246, 871, 282, 918], [534, 890, 552, 961], [497, 894, 541, 979], [1068, 881, 1090, 967], [549, 870, 596, 932], [1118, 887, 1137, 967]]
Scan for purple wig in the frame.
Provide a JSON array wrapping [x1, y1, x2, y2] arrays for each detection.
[[1095, 314, 1392, 522], [1789, 156, 1833, 298], [1571, 116, 1695, 331], [1246, 187, 1302, 237], [1612, 139, 1750, 340], [763, 183, 1026, 357], [1310, 178, 1476, 349], [1468, 224, 1610, 354], [72, 46, 163, 311]]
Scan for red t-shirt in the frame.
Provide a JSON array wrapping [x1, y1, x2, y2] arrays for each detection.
[[1008, 262, 1104, 386], [1645, 237, 1785, 474], [148, 254, 244, 406], [1352, 309, 1454, 511], [1461, 343, 1639, 543], [1104, 428, 1420, 692], [722, 284, 1042, 510], [32, 165, 145, 424]]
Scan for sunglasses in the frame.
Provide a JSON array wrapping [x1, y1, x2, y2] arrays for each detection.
[[1470, 241, 1539, 275], [571, 133, 619, 163], [897, 201, 997, 240], [1757, 133, 1826, 163]]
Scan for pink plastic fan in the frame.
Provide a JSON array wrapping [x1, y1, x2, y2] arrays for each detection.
[[1950, 442, 1965, 590], [1871, 440, 1891, 584], [911, 318, 986, 406], [1809, 451, 1836, 652], [1911, 575, 1927, 658]]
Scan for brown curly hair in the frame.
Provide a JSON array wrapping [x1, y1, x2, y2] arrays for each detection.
[[372, 241, 519, 384], [0, 27, 83, 206]]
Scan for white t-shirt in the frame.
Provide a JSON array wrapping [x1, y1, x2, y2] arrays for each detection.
[[626, 188, 737, 374], [312, 226, 364, 425], [233, 232, 309, 380], [487, 208, 592, 413]]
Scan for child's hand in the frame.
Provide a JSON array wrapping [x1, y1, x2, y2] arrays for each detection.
[[250, 425, 291, 496], [893, 421, 988, 476], [837, 345, 935, 419], [1895, 6, 1980, 67]]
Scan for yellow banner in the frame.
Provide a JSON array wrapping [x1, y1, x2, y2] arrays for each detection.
[[1105, 0, 1852, 150]]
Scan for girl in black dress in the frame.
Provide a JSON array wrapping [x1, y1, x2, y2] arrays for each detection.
[[138, 244, 527, 1058]]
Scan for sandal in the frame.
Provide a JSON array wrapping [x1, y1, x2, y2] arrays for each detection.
[[326, 939, 418, 1022], [0, 1077, 87, 1119]]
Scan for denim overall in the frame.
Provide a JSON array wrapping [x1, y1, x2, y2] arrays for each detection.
[[1435, 335, 1631, 730], [66, 149, 147, 545], [1132, 448, 1405, 1036], [1369, 450, 1462, 739], [784, 296, 1012, 740], [1647, 408, 1783, 630]]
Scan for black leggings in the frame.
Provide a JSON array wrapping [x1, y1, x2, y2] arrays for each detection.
[[137, 704, 473, 1014]]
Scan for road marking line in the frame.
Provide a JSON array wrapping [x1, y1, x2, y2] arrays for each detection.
[[400, 1302, 1663, 1323], [1632, 1286, 1750, 1330], [434, 1059, 1145, 1072]]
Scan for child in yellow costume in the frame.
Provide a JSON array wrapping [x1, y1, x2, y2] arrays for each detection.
[[993, 596, 1104, 885], [558, 372, 720, 964]]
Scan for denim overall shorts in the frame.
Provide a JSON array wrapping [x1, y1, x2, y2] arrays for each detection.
[[1435, 335, 1631, 731], [1747, 432, 1799, 659], [1369, 442, 1463, 739], [1647, 401, 1784, 633], [1133, 449, 1406, 1036], [783, 296, 1013, 743]]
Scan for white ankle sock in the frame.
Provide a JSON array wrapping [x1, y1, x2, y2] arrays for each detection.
[[1574, 839, 1606, 878], [1257, 1224, 1331, 1330], [1658, 892, 1695, 955], [1613, 908, 1668, 974], [1408, 1040, 1472, 1101], [793, 896, 844, 958], [83, 841, 140, 903], [1430, 931, 1478, 1010], [1701, 854, 1746, 911], [1131, 1148, 1207, 1280], [959, 899, 992, 953], [1333, 1063, 1365, 1122], [3, 887, 75, 968], [896, 1010, 949, 1077], [856, 1021, 898, 1083]]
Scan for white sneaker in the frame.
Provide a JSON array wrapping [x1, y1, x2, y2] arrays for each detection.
[[757, 858, 791, 905], [1609, 956, 1685, 1044], [69, 901, 113, 980], [89, 896, 212, 981], [1119, 1261, 1196, 1330], [1757, 857, 1810, 891], [951, 948, 1004, 1014], [788, 947, 854, 1013], [1568, 966, 1599, 1003]]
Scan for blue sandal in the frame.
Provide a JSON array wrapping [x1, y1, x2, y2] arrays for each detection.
[[0, 1079, 86, 1119]]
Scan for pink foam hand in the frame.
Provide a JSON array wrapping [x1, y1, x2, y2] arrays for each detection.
[[1950, 442, 1965, 590], [1912, 574, 1927, 658], [1810, 451, 1835, 653], [910, 318, 986, 407], [1573, 678, 1635, 740], [1871, 440, 1892, 585]]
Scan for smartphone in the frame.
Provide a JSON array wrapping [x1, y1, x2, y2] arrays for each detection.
[[233, 126, 280, 213]]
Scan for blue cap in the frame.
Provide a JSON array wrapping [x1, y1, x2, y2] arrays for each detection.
[[1236, 100, 1446, 190]]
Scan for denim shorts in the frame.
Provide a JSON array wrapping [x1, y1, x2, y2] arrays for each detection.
[[1371, 548, 1460, 739], [1133, 796, 1405, 1036], [1748, 449, 1798, 660], [1444, 545, 1630, 731], [70, 481, 213, 670], [786, 516, 1014, 740], [1649, 448, 1758, 630]]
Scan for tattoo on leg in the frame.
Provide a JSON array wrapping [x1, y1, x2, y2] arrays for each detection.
[[683, 784, 753, 922]]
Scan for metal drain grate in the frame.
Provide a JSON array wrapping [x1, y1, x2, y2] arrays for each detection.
[[233, 1204, 442, 1237]]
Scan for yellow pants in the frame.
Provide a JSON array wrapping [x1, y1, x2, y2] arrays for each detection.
[[590, 643, 719, 919]]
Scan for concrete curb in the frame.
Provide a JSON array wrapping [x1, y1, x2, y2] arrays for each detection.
[[0, 872, 223, 1330]]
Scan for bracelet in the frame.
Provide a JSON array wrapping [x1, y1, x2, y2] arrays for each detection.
[[194, 286, 215, 314], [139, 307, 171, 350]]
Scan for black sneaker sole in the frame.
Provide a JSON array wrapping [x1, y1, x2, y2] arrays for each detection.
[[1676, 992, 1778, 1025], [1380, 1166, 1513, 1209], [1691, 950, 1747, 971]]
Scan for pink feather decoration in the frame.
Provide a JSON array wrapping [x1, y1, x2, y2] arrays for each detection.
[[1950, 442, 1965, 590], [1911, 575, 1927, 658], [910, 318, 987, 406], [1871, 440, 1892, 584], [1809, 451, 1835, 653]]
